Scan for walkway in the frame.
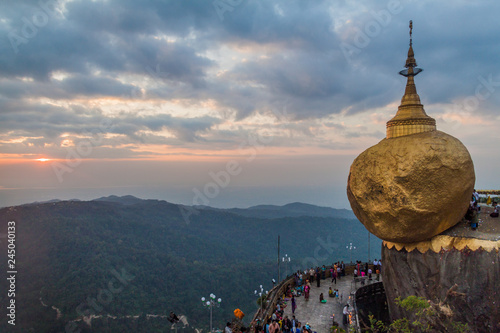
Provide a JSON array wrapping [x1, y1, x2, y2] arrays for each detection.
[[282, 274, 381, 333], [442, 204, 500, 241]]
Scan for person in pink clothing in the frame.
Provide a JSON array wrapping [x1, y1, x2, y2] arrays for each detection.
[[304, 280, 310, 300]]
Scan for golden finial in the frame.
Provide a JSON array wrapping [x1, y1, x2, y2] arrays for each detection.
[[401, 20, 420, 74], [386, 20, 436, 139], [409, 20, 413, 45]]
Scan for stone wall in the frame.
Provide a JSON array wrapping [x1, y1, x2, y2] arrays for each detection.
[[249, 275, 295, 327], [355, 282, 390, 329]]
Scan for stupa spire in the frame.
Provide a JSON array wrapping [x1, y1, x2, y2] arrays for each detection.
[[386, 20, 436, 138]]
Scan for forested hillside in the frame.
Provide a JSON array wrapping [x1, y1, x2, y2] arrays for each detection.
[[0, 197, 381, 332]]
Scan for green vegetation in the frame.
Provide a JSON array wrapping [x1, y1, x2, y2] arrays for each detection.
[[365, 296, 469, 333], [0, 197, 380, 332]]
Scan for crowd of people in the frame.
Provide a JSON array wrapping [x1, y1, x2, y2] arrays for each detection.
[[243, 260, 382, 333], [466, 190, 500, 230], [249, 296, 311, 333], [292, 263, 346, 288]]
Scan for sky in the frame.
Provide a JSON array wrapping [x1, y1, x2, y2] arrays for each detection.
[[0, 0, 499, 209]]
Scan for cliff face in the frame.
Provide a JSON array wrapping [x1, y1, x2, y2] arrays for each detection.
[[382, 243, 500, 333]]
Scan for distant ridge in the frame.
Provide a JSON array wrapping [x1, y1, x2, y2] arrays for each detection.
[[20, 198, 80, 206], [224, 201, 356, 219], [93, 195, 146, 205], [20, 195, 356, 219]]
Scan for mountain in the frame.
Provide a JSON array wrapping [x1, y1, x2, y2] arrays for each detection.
[[93, 195, 146, 205], [0, 196, 380, 332], [225, 202, 356, 219], [19, 198, 81, 206]]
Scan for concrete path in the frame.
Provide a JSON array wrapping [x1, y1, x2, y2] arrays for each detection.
[[282, 275, 381, 333]]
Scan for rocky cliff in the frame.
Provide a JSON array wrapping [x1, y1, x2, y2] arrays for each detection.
[[382, 236, 500, 332]]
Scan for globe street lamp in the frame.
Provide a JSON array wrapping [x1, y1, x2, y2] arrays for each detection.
[[346, 243, 356, 264], [282, 254, 291, 279], [201, 293, 221, 332], [254, 284, 268, 321]]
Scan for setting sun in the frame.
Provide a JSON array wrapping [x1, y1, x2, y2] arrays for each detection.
[[35, 158, 51, 162]]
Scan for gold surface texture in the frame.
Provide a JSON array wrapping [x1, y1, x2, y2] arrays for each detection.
[[347, 130, 475, 243]]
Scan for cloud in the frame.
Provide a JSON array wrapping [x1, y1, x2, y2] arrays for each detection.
[[0, 0, 499, 161]]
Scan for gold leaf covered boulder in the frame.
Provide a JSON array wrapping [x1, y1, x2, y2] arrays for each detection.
[[347, 130, 474, 243]]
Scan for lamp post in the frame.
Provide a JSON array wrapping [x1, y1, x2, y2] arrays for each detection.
[[201, 293, 221, 332], [368, 232, 371, 263], [277, 235, 281, 283], [254, 285, 269, 321], [282, 254, 291, 279], [346, 243, 356, 264]]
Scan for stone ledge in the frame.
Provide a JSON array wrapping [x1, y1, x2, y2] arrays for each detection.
[[384, 235, 500, 253]]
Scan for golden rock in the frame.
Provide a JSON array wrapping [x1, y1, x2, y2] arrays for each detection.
[[347, 130, 475, 243], [347, 25, 475, 243]]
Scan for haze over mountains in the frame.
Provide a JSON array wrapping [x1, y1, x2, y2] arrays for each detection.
[[0, 195, 379, 332], [202, 201, 356, 220], [24, 195, 357, 220]]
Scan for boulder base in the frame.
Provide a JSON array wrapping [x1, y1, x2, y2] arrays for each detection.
[[381, 241, 500, 332]]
